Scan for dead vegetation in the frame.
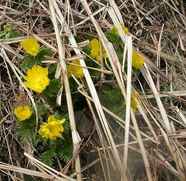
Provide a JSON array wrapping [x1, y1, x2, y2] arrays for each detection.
[[1, 0, 186, 181]]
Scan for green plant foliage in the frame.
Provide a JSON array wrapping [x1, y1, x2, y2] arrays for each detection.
[[20, 55, 36, 70], [72, 92, 86, 111], [23, 176, 41, 181], [37, 103, 50, 117], [43, 79, 61, 105], [99, 85, 125, 117], [37, 48, 52, 60], [62, 118, 70, 136], [16, 116, 36, 143], [56, 139, 73, 162], [82, 47, 102, 79], [11, 34, 78, 172], [40, 135, 72, 166], [0, 24, 20, 39], [105, 29, 123, 47], [40, 147, 57, 166], [20, 48, 52, 70], [43, 79, 61, 98], [83, 46, 91, 55], [48, 64, 57, 77]]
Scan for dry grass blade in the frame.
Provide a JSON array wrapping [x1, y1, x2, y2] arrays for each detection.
[[0, 162, 54, 180], [24, 153, 75, 181], [142, 66, 186, 180], [122, 36, 133, 180], [130, 112, 153, 181], [48, 1, 82, 180], [142, 64, 171, 133], [80, 0, 123, 172]]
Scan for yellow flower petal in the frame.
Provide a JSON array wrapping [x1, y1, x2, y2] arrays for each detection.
[[111, 24, 129, 35], [20, 37, 40, 56], [110, 24, 144, 70], [14, 105, 32, 121], [89, 38, 107, 62], [24, 65, 50, 93], [131, 91, 139, 112], [39, 115, 65, 140], [67, 59, 84, 78], [132, 50, 144, 70]]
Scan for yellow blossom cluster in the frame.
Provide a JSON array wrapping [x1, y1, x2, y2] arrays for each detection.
[[67, 59, 84, 79], [110, 24, 144, 70], [131, 91, 139, 112], [111, 24, 129, 35], [21, 37, 40, 56], [16, 38, 67, 142], [14, 105, 32, 121], [24, 65, 50, 93], [39, 115, 65, 140], [132, 50, 144, 70], [89, 38, 107, 62]]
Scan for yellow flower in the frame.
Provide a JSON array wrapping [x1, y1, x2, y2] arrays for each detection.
[[132, 50, 145, 70], [110, 24, 144, 70], [20, 37, 40, 56], [39, 115, 65, 140], [131, 91, 139, 112], [67, 59, 84, 78], [111, 24, 129, 35], [14, 105, 32, 121], [89, 38, 107, 62], [24, 65, 50, 93]]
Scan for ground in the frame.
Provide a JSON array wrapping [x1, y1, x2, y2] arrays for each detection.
[[0, 0, 186, 181]]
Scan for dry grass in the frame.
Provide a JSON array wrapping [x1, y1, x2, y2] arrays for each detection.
[[1, 0, 186, 180]]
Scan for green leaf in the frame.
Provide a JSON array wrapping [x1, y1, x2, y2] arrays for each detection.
[[37, 103, 49, 117], [48, 64, 57, 77], [20, 48, 52, 71], [56, 140, 73, 162], [63, 119, 70, 133], [43, 79, 61, 98], [39, 136, 72, 165], [105, 30, 122, 45], [16, 117, 36, 143], [40, 148, 56, 166], [0, 24, 20, 39], [83, 46, 91, 55], [0, 31, 7, 38], [5, 31, 20, 38], [20, 55, 37, 70], [99, 85, 125, 117], [36, 48, 52, 61]]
